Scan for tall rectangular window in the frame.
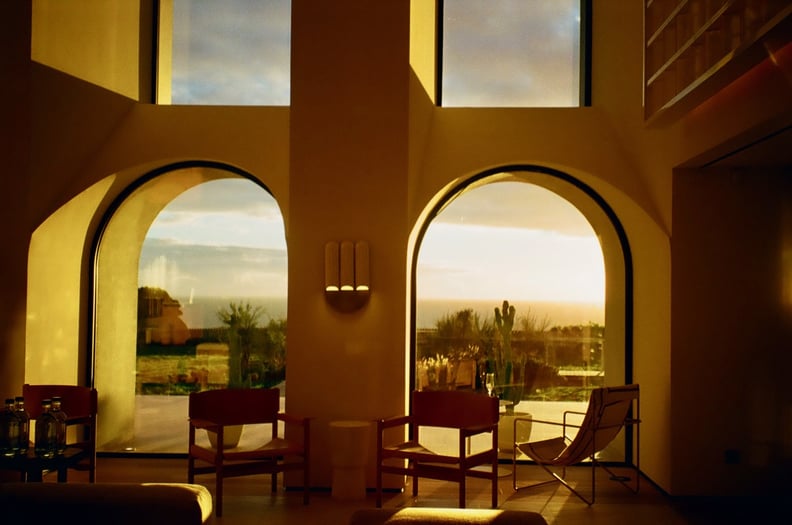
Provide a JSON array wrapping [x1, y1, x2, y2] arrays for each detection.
[[160, 0, 291, 105], [441, 0, 584, 107]]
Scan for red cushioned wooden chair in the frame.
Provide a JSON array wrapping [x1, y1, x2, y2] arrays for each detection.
[[187, 387, 310, 517], [22, 384, 98, 482], [376, 389, 499, 508]]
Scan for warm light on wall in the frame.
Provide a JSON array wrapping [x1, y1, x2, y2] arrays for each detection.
[[324, 241, 370, 311]]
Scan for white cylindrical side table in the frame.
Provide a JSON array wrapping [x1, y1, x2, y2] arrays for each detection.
[[329, 420, 371, 500]]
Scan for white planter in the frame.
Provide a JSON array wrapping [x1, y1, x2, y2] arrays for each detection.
[[206, 424, 244, 449], [498, 412, 532, 454]]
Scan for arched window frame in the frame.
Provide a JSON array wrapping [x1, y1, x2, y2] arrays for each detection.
[[89, 160, 284, 453], [409, 164, 634, 461]]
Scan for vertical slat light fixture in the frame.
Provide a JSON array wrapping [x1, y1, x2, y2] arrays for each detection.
[[340, 241, 355, 291], [324, 241, 340, 291], [355, 241, 369, 291], [324, 240, 370, 311]]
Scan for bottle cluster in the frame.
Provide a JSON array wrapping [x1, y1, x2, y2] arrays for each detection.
[[0, 396, 68, 458]]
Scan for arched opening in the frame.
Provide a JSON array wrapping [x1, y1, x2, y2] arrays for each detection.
[[92, 162, 287, 453], [411, 166, 632, 461], [26, 176, 116, 387]]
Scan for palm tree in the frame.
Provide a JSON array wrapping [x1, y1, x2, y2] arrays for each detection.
[[217, 302, 264, 388]]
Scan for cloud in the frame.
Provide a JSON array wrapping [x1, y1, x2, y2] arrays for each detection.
[[433, 180, 595, 237], [171, 0, 291, 105], [442, 0, 581, 107], [139, 239, 287, 298], [168, 0, 580, 107], [156, 179, 281, 217], [145, 179, 287, 249], [417, 223, 604, 302]]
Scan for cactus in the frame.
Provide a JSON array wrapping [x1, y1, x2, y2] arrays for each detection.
[[494, 300, 515, 364], [493, 300, 524, 413]]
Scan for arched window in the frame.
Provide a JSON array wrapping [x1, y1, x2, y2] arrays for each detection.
[[93, 163, 287, 453], [413, 168, 631, 461]]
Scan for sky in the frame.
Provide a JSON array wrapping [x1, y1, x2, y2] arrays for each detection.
[[140, 178, 604, 307], [140, 179, 288, 299], [141, 1, 602, 312], [170, 0, 580, 107], [442, 0, 580, 107], [171, 0, 291, 105], [417, 181, 603, 303]]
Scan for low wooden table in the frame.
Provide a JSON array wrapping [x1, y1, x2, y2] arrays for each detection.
[[0, 447, 87, 482]]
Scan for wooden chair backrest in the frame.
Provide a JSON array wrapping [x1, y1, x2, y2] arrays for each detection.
[[559, 384, 639, 463], [22, 384, 98, 421], [189, 387, 280, 426], [412, 389, 498, 429]]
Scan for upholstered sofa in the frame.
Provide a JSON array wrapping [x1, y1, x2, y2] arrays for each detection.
[[0, 482, 212, 524]]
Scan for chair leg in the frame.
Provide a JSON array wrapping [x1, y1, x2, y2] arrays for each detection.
[[89, 453, 96, 483], [458, 476, 466, 508], [187, 457, 195, 483], [512, 463, 577, 497], [303, 462, 310, 505], [599, 462, 640, 495], [376, 466, 383, 508], [491, 470, 498, 508], [552, 465, 594, 505], [216, 468, 224, 517]]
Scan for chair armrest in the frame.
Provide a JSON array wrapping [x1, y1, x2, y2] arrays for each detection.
[[562, 410, 585, 426], [188, 418, 221, 432], [522, 417, 581, 429], [277, 413, 309, 427], [460, 423, 497, 438], [513, 416, 534, 435], [512, 416, 578, 437], [562, 410, 586, 434], [378, 415, 411, 430]]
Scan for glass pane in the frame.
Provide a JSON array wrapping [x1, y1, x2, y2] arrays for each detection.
[[94, 171, 287, 453], [442, 0, 581, 107], [135, 178, 287, 452], [415, 179, 604, 456], [169, 0, 291, 105]]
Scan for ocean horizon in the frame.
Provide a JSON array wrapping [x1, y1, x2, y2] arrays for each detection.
[[177, 296, 604, 330]]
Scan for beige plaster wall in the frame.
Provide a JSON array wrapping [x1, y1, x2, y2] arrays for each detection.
[[31, 0, 144, 101], [287, 0, 411, 487], [0, 1, 32, 400], [26, 177, 115, 387], [2, 0, 790, 497]]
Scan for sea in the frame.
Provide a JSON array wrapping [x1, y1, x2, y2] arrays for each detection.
[[177, 296, 604, 329]]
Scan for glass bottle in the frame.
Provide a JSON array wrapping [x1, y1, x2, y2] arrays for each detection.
[[34, 399, 57, 458], [50, 396, 68, 455], [14, 396, 30, 455], [0, 398, 21, 457]]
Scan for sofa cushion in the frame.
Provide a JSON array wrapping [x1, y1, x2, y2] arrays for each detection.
[[349, 508, 548, 525], [0, 482, 213, 525]]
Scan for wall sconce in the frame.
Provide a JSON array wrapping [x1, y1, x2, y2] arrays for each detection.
[[325, 241, 370, 311]]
